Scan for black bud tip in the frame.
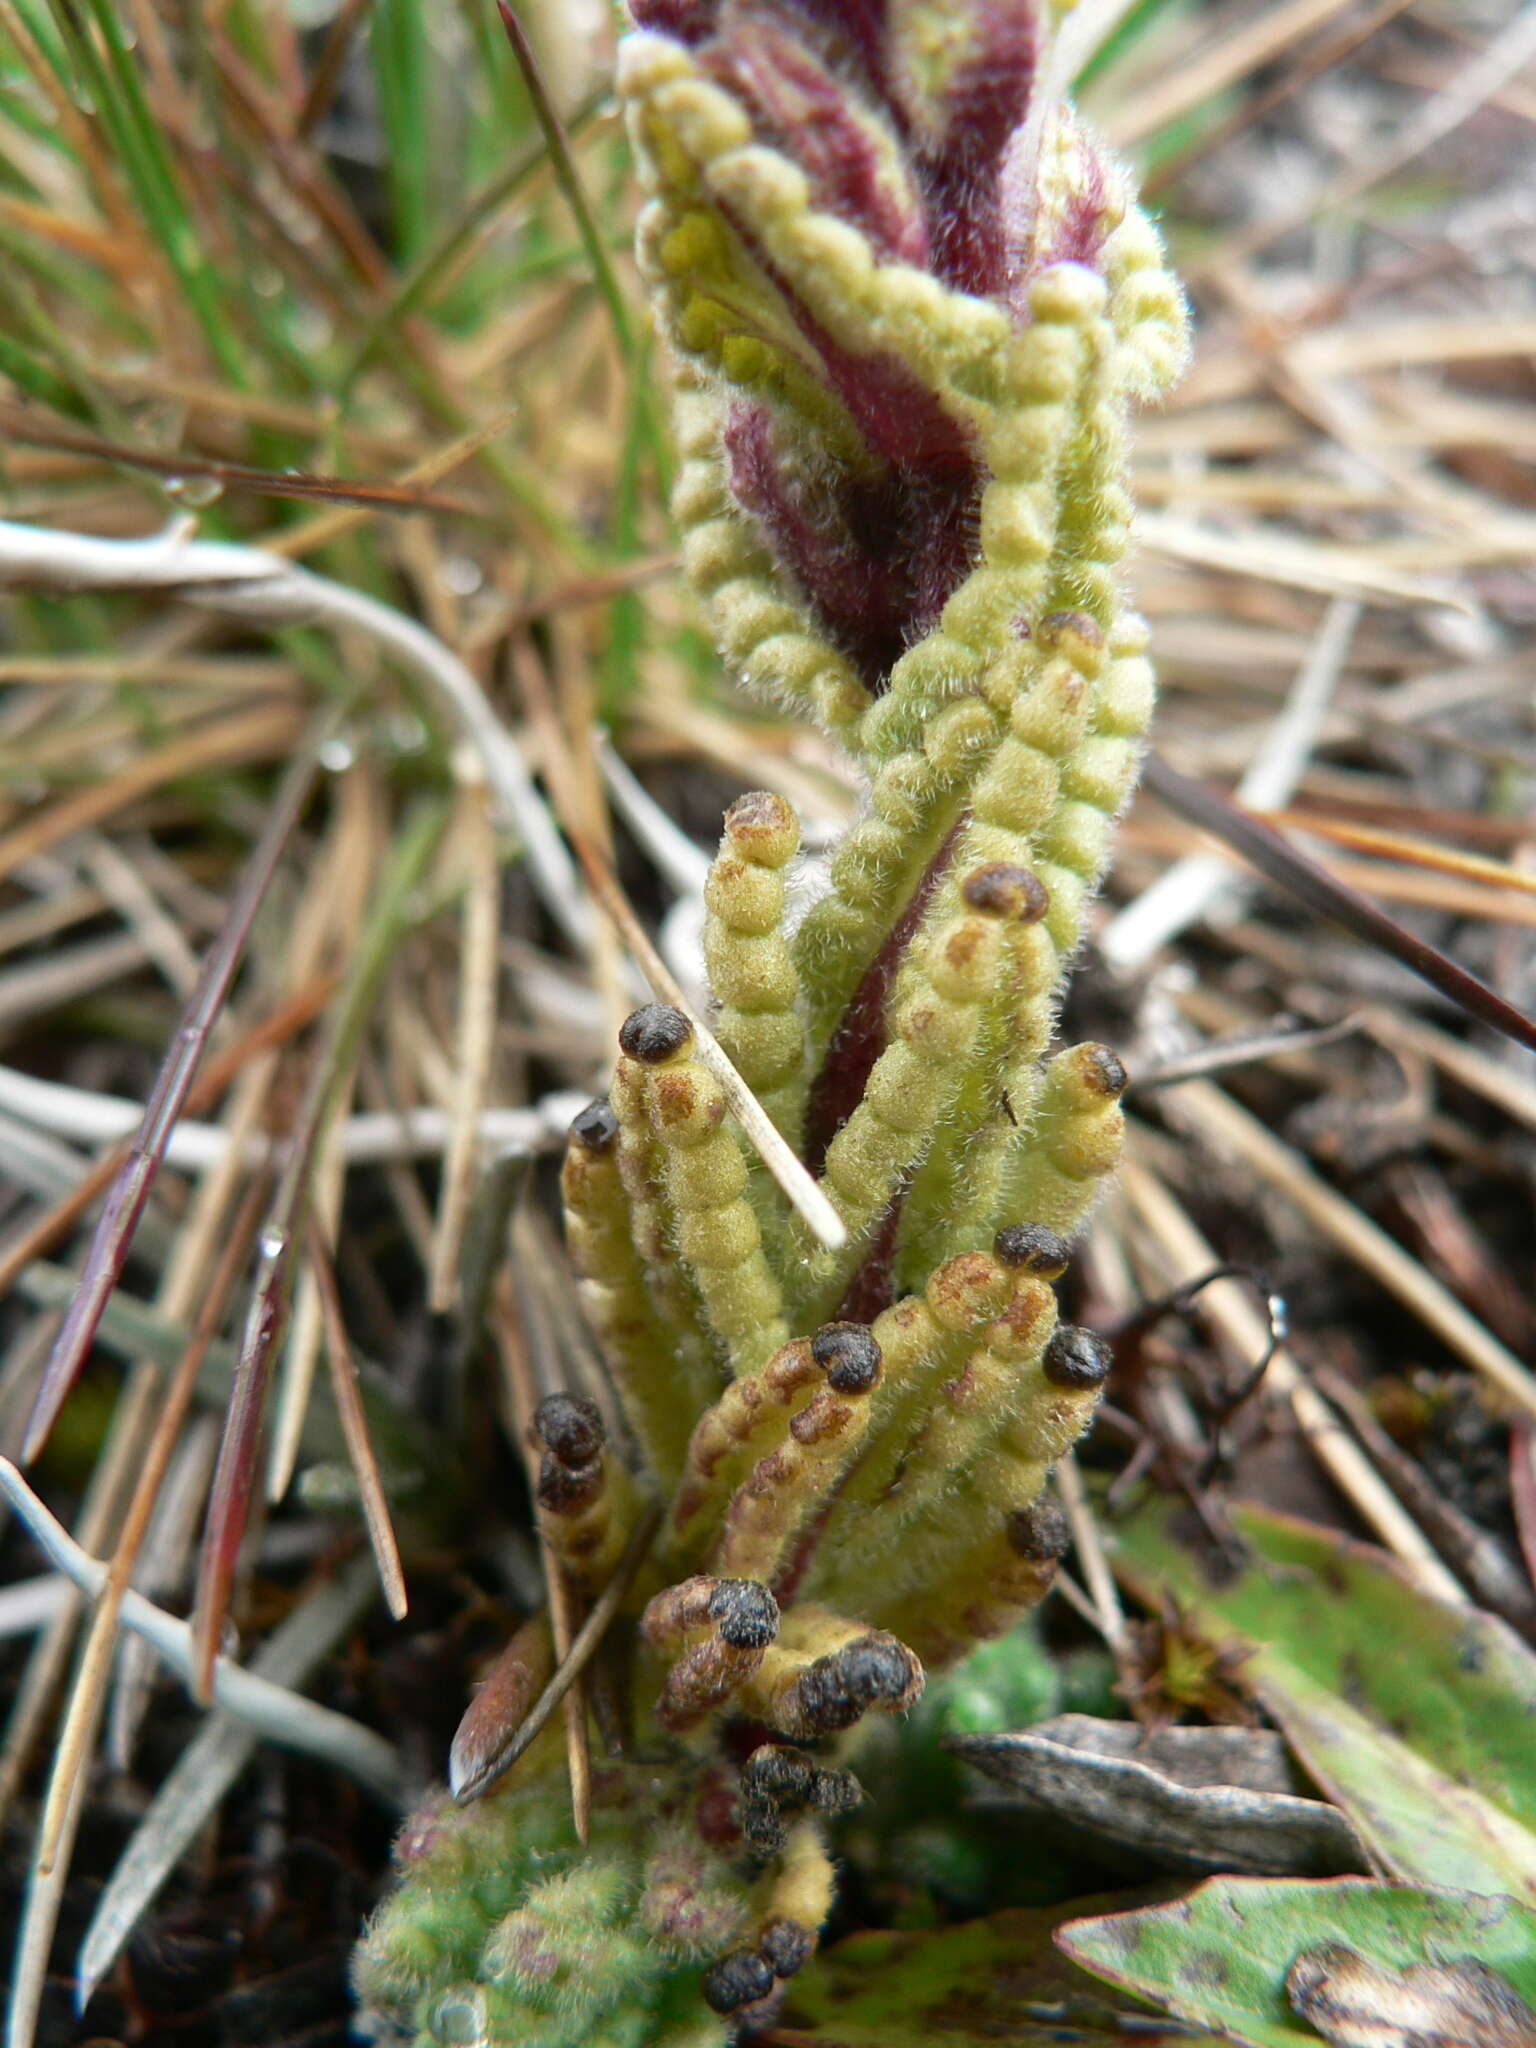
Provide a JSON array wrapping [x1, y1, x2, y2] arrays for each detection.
[[807, 1765, 863, 1816], [759, 1919, 814, 1978], [617, 1002, 691, 1063], [1007, 1498, 1071, 1562], [1083, 1044, 1129, 1098], [569, 1097, 619, 1151], [741, 1797, 787, 1856], [797, 1635, 920, 1731], [702, 1949, 775, 2014], [811, 1322, 882, 1394], [532, 1392, 604, 1465], [709, 1579, 779, 1650], [961, 862, 1050, 923], [1043, 1325, 1113, 1390], [742, 1744, 815, 1800], [536, 1453, 601, 1512], [994, 1224, 1072, 1277]]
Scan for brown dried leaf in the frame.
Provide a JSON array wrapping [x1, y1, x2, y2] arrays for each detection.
[[1286, 1940, 1536, 2048]]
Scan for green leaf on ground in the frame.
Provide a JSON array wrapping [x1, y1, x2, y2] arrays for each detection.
[[1058, 1877, 1536, 2048], [1109, 1498, 1536, 1902], [776, 1897, 1212, 2046]]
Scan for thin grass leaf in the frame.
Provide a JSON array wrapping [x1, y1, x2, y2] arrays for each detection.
[[495, 4, 633, 360]]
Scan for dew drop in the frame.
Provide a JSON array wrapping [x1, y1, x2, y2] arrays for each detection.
[[165, 474, 224, 509], [443, 556, 483, 597], [431, 1991, 487, 2047]]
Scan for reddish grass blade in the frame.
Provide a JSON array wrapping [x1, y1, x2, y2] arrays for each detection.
[[22, 749, 322, 1463], [0, 402, 481, 516], [1143, 752, 1536, 1057], [0, 975, 337, 1308], [34, 1169, 273, 1874], [189, 799, 444, 1698]]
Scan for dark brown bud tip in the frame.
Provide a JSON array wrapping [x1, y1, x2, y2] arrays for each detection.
[[1082, 1044, 1129, 1098], [568, 1097, 620, 1151], [795, 1634, 921, 1732], [994, 1224, 1072, 1277], [618, 1002, 692, 1063], [807, 1764, 863, 1816], [811, 1322, 882, 1394], [702, 1949, 775, 2014], [1007, 1498, 1071, 1562], [536, 1453, 602, 1513], [532, 1392, 604, 1466], [1043, 1325, 1113, 1389], [961, 863, 1049, 923], [709, 1578, 779, 1649], [741, 1744, 815, 1801], [759, 1919, 815, 1978], [741, 1796, 786, 1856]]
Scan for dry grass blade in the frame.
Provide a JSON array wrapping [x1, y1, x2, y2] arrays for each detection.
[[190, 801, 444, 1698], [490, 1261, 591, 1840], [1164, 1081, 1536, 1427], [21, 747, 323, 1463], [0, 976, 337, 1309], [1365, 1010, 1536, 1139], [1142, 755, 1536, 1058], [0, 402, 482, 514], [572, 837, 849, 1253], [1106, 0, 1365, 146], [1055, 1453, 1130, 1659], [0, 701, 306, 888], [1190, 0, 1536, 277], [107, 1418, 220, 1770], [1104, 596, 1359, 974], [305, 1223, 408, 1621], [1258, 810, 1536, 900], [0, 519, 586, 947], [1316, 1367, 1536, 1633], [449, 1610, 555, 1802], [0, 1371, 160, 1831], [449, 1497, 663, 1805], [429, 779, 501, 1315], [0, 1460, 402, 1796], [1119, 1158, 1468, 1605], [1130, 1016, 1366, 1095], [73, 1557, 391, 2014], [33, 1169, 271, 1876]]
